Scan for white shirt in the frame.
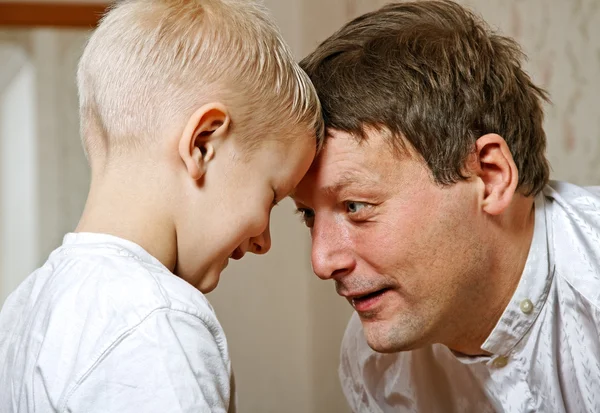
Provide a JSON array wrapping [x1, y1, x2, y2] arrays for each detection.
[[0, 233, 235, 413], [340, 181, 600, 413]]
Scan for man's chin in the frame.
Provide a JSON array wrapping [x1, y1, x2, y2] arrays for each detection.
[[362, 320, 423, 354]]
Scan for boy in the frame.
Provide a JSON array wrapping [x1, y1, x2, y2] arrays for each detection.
[[0, 0, 323, 412]]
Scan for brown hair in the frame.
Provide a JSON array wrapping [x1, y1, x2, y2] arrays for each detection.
[[300, 0, 550, 196]]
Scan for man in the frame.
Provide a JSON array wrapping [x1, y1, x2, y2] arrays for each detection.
[[293, 1, 600, 411]]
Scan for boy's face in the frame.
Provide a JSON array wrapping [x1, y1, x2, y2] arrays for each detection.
[[176, 132, 316, 293]]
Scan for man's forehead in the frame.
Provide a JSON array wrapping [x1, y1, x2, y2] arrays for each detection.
[[310, 164, 379, 187], [310, 133, 375, 171], [290, 129, 401, 201], [291, 172, 377, 204], [291, 154, 382, 202]]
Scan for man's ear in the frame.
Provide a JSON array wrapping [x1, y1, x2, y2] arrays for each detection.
[[178, 102, 230, 181], [474, 133, 519, 216]]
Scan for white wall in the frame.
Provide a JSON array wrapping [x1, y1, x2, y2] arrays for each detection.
[[0, 44, 38, 304], [0, 28, 91, 296]]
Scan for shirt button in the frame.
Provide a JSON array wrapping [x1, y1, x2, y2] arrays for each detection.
[[492, 356, 508, 368], [520, 299, 534, 314]]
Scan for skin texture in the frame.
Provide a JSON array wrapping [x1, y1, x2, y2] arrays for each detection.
[[77, 102, 316, 293], [292, 128, 535, 355]]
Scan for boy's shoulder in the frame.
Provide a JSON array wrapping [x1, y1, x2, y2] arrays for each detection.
[[41, 232, 215, 319], [0, 233, 229, 411], [0, 233, 221, 357]]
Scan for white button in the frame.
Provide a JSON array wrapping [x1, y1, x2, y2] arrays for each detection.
[[492, 356, 508, 368], [520, 299, 534, 314]]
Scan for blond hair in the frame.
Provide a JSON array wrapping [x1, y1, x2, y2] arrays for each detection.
[[77, 0, 323, 162]]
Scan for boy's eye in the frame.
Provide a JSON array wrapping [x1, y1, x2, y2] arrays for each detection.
[[345, 201, 368, 214], [295, 208, 315, 228]]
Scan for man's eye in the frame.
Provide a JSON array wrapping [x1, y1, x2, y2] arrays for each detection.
[[295, 208, 315, 227], [346, 201, 368, 214]]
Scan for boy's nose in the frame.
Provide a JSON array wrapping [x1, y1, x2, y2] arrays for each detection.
[[249, 224, 271, 255]]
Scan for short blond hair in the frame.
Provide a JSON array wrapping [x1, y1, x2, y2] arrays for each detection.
[[77, 0, 323, 162]]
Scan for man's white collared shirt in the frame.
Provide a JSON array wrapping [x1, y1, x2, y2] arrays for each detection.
[[340, 181, 600, 413]]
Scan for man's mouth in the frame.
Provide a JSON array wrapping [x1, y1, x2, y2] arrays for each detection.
[[348, 287, 392, 312]]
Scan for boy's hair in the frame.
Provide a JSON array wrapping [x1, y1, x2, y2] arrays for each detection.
[[78, 0, 324, 162], [300, 0, 550, 196]]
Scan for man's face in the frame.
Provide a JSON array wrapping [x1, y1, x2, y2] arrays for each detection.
[[292, 129, 491, 353]]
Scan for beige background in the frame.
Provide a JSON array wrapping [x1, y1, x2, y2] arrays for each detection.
[[1, 0, 599, 412]]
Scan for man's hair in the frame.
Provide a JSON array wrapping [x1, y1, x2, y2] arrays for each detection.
[[300, 0, 549, 196], [78, 0, 323, 161]]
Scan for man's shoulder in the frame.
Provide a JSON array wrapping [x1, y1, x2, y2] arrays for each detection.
[[544, 181, 600, 253], [546, 180, 600, 217], [544, 181, 600, 309]]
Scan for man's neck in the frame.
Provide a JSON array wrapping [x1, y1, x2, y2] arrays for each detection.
[[447, 197, 536, 356]]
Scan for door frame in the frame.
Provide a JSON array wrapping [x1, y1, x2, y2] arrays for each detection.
[[0, 2, 107, 28]]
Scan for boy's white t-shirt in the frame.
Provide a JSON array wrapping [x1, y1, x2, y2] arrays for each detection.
[[0, 232, 235, 413]]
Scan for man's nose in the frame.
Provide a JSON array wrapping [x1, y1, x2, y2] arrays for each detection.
[[249, 222, 271, 255], [310, 217, 355, 280]]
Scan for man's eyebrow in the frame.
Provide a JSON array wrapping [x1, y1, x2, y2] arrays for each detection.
[[289, 171, 379, 201], [321, 172, 379, 197]]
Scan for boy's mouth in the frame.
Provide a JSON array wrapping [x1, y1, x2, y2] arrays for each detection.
[[230, 247, 245, 260]]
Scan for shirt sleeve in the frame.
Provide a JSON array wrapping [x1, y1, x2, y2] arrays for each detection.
[[62, 308, 232, 413]]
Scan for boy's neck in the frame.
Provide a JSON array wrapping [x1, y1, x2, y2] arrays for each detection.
[[76, 171, 178, 273]]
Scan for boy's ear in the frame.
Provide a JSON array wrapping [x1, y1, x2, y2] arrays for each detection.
[[474, 133, 519, 216], [178, 102, 230, 181]]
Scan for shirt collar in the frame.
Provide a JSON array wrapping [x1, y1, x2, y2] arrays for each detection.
[[477, 190, 556, 357], [61, 232, 169, 272]]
